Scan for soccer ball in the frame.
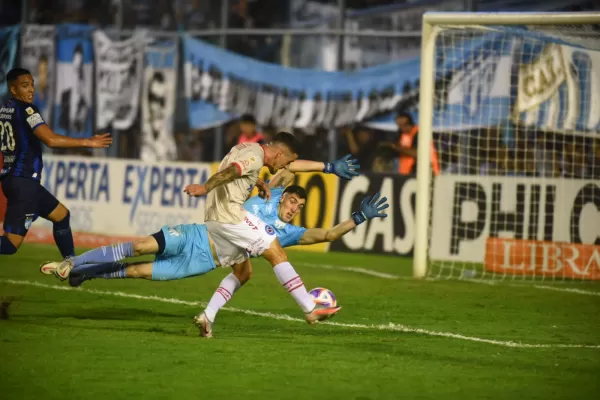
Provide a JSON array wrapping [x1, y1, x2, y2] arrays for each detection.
[[309, 287, 337, 307]]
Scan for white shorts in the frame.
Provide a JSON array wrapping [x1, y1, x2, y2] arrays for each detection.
[[205, 211, 277, 267]]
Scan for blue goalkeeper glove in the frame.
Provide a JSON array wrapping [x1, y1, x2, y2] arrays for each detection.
[[352, 192, 389, 225], [323, 154, 360, 180]]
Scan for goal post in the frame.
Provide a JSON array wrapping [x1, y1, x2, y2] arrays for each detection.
[[414, 12, 600, 280]]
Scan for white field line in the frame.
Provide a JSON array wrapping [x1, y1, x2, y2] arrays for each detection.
[[450, 276, 600, 295], [529, 285, 600, 297], [297, 262, 402, 280], [2, 279, 599, 350], [298, 263, 600, 296]]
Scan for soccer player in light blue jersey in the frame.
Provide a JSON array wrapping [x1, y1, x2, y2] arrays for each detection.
[[40, 178, 387, 287], [40, 166, 388, 335]]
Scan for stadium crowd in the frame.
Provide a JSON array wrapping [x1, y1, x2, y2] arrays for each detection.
[[4, 0, 598, 179]]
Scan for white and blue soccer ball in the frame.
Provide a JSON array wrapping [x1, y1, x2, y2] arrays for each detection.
[[309, 287, 337, 307]]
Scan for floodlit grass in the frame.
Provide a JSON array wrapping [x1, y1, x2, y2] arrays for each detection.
[[1, 244, 599, 399]]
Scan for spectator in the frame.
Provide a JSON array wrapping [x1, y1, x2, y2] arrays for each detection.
[[372, 146, 396, 173], [343, 126, 376, 171], [237, 114, 265, 144], [382, 111, 440, 177]]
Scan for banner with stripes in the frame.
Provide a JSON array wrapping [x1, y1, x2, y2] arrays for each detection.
[[514, 41, 600, 136]]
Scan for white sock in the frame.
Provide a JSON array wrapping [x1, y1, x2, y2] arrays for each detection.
[[273, 262, 315, 313], [204, 273, 241, 322]]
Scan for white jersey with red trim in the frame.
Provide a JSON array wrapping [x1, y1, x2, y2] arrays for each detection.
[[205, 142, 265, 224]]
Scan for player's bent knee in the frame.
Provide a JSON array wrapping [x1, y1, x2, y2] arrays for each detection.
[[232, 260, 252, 284], [132, 239, 146, 257], [47, 203, 70, 223], [132, 236, 159, 257], [53, 210, 71, 230], [235, 267, 252, 284], [126, 263, 153, 279], [262, 243, 288, 267]]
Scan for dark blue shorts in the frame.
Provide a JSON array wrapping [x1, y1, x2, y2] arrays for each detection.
[[1, 176, 59, 236]]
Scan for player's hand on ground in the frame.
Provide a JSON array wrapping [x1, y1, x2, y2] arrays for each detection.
[[88, 133, 112, 148], [184, 184, 207, 197], [256, 179, 271, 200], [324, 154, 360, 180]]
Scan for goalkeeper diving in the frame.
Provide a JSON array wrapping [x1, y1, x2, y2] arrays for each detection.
[[39, 168, 389, 289]]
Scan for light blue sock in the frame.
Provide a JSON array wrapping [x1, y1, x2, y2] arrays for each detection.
[[72, 242, 134, 267], [72, 262, 127, 279], [98, 267, 128, 279]]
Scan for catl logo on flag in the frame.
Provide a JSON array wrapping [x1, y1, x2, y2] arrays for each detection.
[[485, 238, 600, 280]]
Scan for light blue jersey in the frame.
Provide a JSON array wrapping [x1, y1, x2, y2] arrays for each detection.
[[150, 188, 306, 280], [243, 187, 307, 248]]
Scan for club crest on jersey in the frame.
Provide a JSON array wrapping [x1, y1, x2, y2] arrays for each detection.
[[265, 224, 275, 235], [24, 214, 34, 230], [25, 107, 34, 115], [168, 227, 180, 236], [249, 156, 256, 163]]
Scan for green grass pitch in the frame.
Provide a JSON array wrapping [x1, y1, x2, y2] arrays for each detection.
[[1, 244, 599, 399]]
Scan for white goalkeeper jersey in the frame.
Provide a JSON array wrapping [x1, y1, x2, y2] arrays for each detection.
[[205, 142, 265, 224]]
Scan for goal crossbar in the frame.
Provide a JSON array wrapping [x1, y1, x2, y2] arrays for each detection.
[[423, 12, 600, 26]]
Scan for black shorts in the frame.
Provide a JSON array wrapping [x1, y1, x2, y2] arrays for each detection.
[[1, 176, 59, 236]]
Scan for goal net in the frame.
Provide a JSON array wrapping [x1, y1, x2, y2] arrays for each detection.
[[414, 13, 600, 282]]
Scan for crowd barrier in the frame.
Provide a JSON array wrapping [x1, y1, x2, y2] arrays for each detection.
[[1, 156, 598, 275]]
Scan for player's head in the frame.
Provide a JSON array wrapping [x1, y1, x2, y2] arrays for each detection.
[[148, 71, 166, 139], [263, 131, 301, 173], [395, 110, 414, 134], [239, 114, 257, 137], [6, 68, 34, 103], [278, 185, 307, 222]]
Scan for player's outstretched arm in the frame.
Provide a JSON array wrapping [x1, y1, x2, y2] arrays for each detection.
[[288, 154, 360, 180], [268, 169, 295, 188], [33, 124, 112, 148], [184, 164, 241, 197], [298, 192, 389, 245]]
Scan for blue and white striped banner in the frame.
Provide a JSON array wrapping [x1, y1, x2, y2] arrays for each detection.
[[181, 27, 600, 138], [514, 40, 600, 136]]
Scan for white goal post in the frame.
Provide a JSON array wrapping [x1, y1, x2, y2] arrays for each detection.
[[414, 12, 600, 280]]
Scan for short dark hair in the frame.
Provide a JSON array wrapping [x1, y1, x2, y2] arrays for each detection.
[[74, 43, 83, 56], [283, 185, 307, 200], [240, 114, 256, 124], [271, 131, 301, 156], [6, 68, 32, 86], [396, 110, 414, 125]]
